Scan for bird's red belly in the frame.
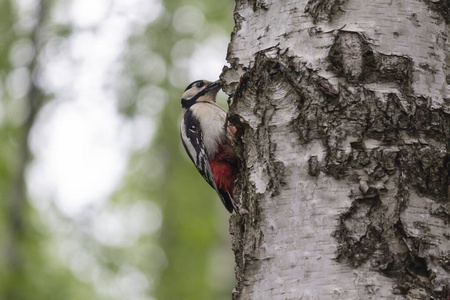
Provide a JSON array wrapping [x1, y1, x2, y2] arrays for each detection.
[[210, 161, 235, 192]]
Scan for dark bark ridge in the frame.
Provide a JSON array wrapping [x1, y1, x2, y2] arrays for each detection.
[[226, 39, 449, 297], [305, 0, 348, 23], [422, 0, 450, 24]]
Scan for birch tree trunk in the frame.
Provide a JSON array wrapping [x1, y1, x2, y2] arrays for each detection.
[[222, 0, 450, 299]]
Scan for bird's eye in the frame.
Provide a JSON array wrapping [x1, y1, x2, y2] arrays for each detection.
[[196, 82, 204, 88]]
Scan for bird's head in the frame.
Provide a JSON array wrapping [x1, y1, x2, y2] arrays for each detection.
[[181, 80, 221, 110]]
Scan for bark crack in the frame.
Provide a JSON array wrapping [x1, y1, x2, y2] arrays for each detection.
[[228, 48, 450, 298]]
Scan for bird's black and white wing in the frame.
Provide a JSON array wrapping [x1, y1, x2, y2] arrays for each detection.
[[180, 109, 218, 192]]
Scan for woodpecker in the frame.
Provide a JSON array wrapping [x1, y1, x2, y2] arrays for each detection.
[[180, 80, 239, 213]]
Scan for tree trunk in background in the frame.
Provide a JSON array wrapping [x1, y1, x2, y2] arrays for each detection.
[[222, 0, 449, 299], [7, 0, 45, 266]]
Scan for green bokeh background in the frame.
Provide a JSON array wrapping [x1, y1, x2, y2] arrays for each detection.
[[0, 0, 236, 299]]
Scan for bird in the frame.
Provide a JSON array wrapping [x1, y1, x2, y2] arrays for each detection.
[[180, 79, 239, 213]]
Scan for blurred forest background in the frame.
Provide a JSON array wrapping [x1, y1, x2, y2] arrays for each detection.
[[0, 0, 235, 299]]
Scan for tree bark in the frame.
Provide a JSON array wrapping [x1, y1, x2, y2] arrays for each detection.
[[222, 0, 450, 299]]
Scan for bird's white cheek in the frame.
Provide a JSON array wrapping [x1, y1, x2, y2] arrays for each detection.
[[182, 89, 197, 100]]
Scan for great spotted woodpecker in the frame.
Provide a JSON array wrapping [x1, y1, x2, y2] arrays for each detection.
[[180, 80, 238, 213]]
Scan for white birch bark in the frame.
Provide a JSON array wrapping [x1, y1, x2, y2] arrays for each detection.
[[222, 0, 450, 299]]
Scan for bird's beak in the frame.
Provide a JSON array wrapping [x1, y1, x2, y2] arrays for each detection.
[[206, 80, 221, 93]]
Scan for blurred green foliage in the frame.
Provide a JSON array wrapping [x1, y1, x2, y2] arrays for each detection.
[[0, 0, 100, 299], [0, 0, 235, 299], [122, 1, 236, 299]]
